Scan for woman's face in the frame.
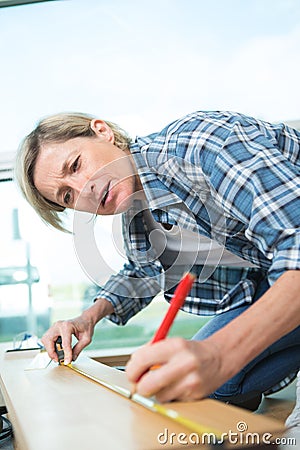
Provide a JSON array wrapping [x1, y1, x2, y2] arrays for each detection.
[[33, 121, 140, 215]]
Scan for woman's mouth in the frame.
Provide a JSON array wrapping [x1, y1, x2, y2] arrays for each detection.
[[100, 182, 111, 208]]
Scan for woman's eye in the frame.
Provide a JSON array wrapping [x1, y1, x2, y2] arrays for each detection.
[[63, 190, 72, 205], [72, 155, 80, 173]]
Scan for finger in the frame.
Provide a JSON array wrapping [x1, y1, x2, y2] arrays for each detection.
[[155, 371, 205, 403], [135, 366, 167, 397], [154, 378, 184, 403], [135, 341, 202, 400], [126, 340, 174, 381], [60, 329, 73, 365], [41, 333, 58, 361], [136, 354, 188, 398], [126, 338, 187, 383]]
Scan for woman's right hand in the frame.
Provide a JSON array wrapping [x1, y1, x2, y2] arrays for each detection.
[[41, 313, 96, 365], [41, 298, 114, 364]]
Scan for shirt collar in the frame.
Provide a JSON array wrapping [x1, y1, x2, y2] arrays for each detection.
[[130, 138, 182, 219]]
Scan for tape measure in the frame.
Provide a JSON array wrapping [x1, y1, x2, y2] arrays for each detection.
[[54, 338, 222, 438], [54, 336, 64, 365], [70, 362, 222, 437]]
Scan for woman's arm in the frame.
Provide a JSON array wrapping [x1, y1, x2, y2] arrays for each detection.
[[42, 256, 162, 364], [126, 270, 300, 402]]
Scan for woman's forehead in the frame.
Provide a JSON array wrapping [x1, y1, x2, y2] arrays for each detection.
[[34, 143, 72, 187], [41, 138, 78, 154]]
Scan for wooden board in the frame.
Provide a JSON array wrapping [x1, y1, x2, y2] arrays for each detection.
[[0, 344, 285, 450]]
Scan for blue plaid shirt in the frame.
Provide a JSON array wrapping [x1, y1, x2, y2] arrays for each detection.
[[97, 111, 300, 328]]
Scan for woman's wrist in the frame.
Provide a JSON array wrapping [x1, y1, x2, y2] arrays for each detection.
[[82, 297, 114, 326]]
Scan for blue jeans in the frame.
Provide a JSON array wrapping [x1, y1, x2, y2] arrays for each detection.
[[192, 276, 300, 402]]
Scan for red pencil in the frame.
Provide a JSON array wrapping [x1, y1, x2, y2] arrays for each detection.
[[151, 272, 196, 343], [130, 272, 196, 396]]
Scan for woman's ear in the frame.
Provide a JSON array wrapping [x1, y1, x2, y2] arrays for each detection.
[[90, 119, 115, 143]]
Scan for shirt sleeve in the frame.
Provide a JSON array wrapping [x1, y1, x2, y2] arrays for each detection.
[[196, 115, 300, 284], [95, 259, 162, 325]]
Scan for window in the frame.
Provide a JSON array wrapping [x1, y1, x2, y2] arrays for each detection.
[[0, 180, 52, 339], [0, 177, 206, 347]]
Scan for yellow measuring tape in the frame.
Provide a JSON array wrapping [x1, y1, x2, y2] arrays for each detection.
[[67, 363, 222, 439]]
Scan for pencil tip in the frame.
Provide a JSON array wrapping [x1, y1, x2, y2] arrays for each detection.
[[186, 272, 196, 280], [129, 384, 136, 399]]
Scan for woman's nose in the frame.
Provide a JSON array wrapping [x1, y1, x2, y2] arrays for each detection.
[[69, 176, 95, 198]]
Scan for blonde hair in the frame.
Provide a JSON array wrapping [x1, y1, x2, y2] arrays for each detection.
[[15, 112, 132, 232]]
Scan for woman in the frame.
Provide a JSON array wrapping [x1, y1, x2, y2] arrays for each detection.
[[16, 110, 300, 416]]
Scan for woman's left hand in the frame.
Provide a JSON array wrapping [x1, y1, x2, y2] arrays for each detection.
[[126, 337, 224, 402]]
